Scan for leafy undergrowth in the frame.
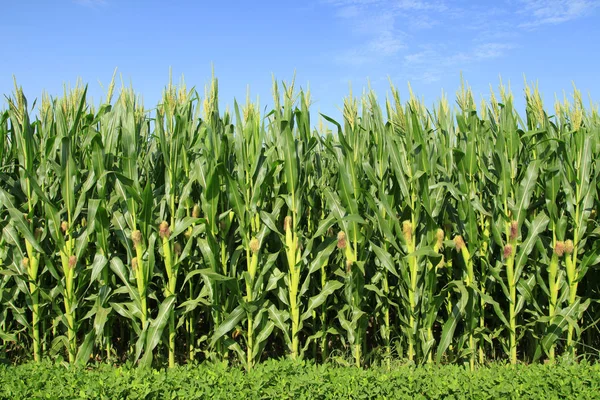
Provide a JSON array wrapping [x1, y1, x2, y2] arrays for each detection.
[[1, 359, 599, 399]]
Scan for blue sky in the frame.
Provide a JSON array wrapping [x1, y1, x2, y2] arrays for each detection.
[[2, 0, 599, 121]]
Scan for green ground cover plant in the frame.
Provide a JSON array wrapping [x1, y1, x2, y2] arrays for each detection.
[[1, 74, 599, 371], [1, 359, 599, 399]]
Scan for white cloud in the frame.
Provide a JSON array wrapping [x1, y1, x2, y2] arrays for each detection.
[[335, 5, 361, 18], [368, 32, 407, 55], [518, 0, 598, 27], [327, 0, 447, 18], [418, 71, 443, 83], [404, 50, 433, 64], [409, 15, 439, 29], [473, 43, 514, 59], [402, 42, 515, 83], [336, 49, 376, 66], [391, 0, 448, 12], [324, 0, 594, 80], [324, 0, 445, 63], [74, 0, 107, 7]]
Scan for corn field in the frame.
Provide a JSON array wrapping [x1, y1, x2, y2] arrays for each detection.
[[1, 75, 599, 370]]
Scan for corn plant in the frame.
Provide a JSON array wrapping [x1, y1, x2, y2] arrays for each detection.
[[556, 88, 598, 356], [321, 90, 375, 367], [190, 77, 235, 362], [154, 79, 207, 367], [265, 81, 342, 363], [363, 90, 401, 368], [1, 75, 599, 368], [207, 87, 281, 369], [1, 85, 44, 362]]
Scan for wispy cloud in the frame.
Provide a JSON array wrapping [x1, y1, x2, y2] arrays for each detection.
[[73, 0, 107, 7], [391, 0, 447, 12], [518, 0, 598, 27], [402, 42, 515, 83], [325, 0, 446, 65], [325, 0, 596, 82], [368, 31, 406, 55], [473, 43, 514, 59], [408, 15, 439, 30], [328, 0, 447, 25]]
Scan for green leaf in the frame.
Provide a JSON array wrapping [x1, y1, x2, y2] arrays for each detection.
[[515, 212, 549, 282], [512, 160, 540, 226], [436, 281, 468, 363], [89, 253, 108, 285], [268, 304, 291, 346], [75, 330, 96, 366], [4, 207, 43, 253], [210, 305, 246, 347], [301, 280, 343, 322], [139, 295, 176, 367], [371, 242, 399, 277]]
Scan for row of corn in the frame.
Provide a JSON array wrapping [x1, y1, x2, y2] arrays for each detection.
[[0, 75, 599, 369]]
